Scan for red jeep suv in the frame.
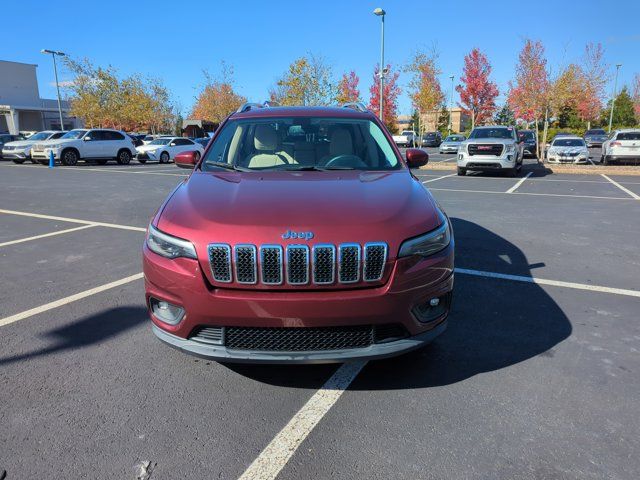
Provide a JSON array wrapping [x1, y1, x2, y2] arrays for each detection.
[[143, 103, 454, 363]]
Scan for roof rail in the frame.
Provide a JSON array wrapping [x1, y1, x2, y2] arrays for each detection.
[[236, 100, 281, 113], [236, 102, 264, 113], [341, 102, 368, 113]]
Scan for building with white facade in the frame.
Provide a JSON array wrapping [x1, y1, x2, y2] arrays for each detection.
[[0, 59, 81, 134]]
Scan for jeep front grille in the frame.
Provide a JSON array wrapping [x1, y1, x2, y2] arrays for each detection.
[[208, 242, 387, 286]]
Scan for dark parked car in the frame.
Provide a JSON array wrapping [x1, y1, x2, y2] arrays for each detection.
[[193, 137, 210, 148], [128, 134, 145, 147], [517, 130, 537, 158], [421, 131, 442, 147], [583, 129, 608, 148]]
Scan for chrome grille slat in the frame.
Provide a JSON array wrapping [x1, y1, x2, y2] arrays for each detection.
[[338, 244, 360, 283], [260, 245, 283, 285], [363, 243, 387, 282], [208, 244, 232, 283], [234, 245, 257, 284], [286, 245, 309, 285], [312, 245, 335, 284]]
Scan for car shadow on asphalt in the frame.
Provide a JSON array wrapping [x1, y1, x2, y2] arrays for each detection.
[[227, 218, 572, 390], [0, 307, 147, 367]]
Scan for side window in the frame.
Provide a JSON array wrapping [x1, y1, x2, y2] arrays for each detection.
[[51, 132, 64, 139], [85, 131, 99, 141], [103, 131, 124, 140], [176, 139, 193, 146]]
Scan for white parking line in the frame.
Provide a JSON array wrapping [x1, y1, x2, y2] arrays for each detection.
[[2, 163, 186, 177], [428, 188, 632, 201], [442, 156, 457, 162], [0, 224, 96, 248], [455, 268, 640, 298], [238, 360, 367, 480], [0, 273, 144, 328], [0, 209, 147, 232], [422, 173, 456, 184], [601, 174, 640, 200], [505, 172, 532, 193]]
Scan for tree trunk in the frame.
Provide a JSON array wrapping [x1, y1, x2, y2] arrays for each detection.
[[540, 107, 549, 164]]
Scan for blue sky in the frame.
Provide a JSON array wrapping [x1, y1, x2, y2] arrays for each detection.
[[3, 0, 639, 116]]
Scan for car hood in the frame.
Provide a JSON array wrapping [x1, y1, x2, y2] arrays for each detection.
[[157, 170, 440, 268], [137, 144, 166, 152], [3, 140, 37, 148], [463, 139, 516, 145]]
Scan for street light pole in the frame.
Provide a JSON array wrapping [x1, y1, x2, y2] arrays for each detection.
[[448, 75, 454, 135], [608, 63, 622, 134], [41, 49, 66, 131], [373, 8, 386, 122]]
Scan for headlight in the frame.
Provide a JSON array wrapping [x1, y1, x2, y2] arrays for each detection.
[[398, 210, 451, 258], [504, 144, 515, 153], [146, 224, 197, 259]]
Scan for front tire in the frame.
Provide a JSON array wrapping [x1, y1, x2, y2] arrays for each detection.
[[137, 158, 147, 164], [61, 149, 79, 166], [457, 167, 466, 176], [116, 149, 132, 165], [12, 158, 25, 164], [160, 151, 170, 163]]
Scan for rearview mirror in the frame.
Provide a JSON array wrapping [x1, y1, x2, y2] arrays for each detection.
[[175, 150, 199, 169], [405, 148, 428, 168]]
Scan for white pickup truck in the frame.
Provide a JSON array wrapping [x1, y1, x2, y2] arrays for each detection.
[[392, 130, 417, 148]]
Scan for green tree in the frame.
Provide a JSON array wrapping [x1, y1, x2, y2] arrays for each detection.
[[494, 104, 515, 125], [174, 113, 183, 136], [603, 86, 638, 127], [437, 105, 450, 135]]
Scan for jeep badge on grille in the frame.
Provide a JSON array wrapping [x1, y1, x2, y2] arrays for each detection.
[[282, 230, 314, 240]]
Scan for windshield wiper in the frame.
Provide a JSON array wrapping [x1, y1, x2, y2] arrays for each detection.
[[283, 165, 356, 171], [207, 162, 251, 172]]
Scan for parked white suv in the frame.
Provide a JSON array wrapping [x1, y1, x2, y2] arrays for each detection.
[[457, 126, 524, 176], [31, 128, 136, 166], [135, 137, 204, 164], [601, 129, 640, 165], [2, 130, 66, 164]]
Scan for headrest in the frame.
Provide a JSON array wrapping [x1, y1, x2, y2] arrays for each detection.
[[254, 124, 277, 151], [329, 128, 353, 156]]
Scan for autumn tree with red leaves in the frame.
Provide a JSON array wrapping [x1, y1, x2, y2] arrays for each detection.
[[336, 71, 360, 104], [508, 39, 550, 159], [456, 48, 499, 129], [368, 63, 401, 133]]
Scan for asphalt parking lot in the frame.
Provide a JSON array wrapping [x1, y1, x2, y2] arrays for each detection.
[[1, 160, 639, 479]]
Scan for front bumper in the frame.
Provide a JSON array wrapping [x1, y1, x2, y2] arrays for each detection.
[[136, 151, 160, 161], [32, 149, 59, 160], [152, 320, 448, 364], [547, 156, 588, 164], [1, 150, 30, 160], [457, 153, 517, 170], [143, 242, 454, 363]]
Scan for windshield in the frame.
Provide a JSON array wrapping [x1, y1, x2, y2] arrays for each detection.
[[201, 117, 401, 172], [28, 132, 53, 141], [617, 132, 640, 140], [60, 130, 87, 139], [553, 139, 585, 147], [424, 133, 437, 138], [518, 131, 535, 141], [149, 139, 171, 145], [469, 128, 514, 139], [445, 135, 464, 142], [586, 129, 606, 136]]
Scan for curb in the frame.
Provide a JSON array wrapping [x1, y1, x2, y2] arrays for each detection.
[[419, 162, 640, 176]]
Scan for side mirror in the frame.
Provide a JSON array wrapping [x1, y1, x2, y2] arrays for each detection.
[[175, 150, 199, 169], [405, 148, 428, 168], [83, 136, 91, 141]]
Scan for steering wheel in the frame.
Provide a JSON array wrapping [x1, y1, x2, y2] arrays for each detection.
[[323, 154, 367, 169]]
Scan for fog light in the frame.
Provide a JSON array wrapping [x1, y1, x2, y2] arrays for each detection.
[[150, 297, 185, 325], [412, 293, 452, 324]]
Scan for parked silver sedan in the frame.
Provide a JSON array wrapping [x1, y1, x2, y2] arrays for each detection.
[[439, 134, 466, 154]]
